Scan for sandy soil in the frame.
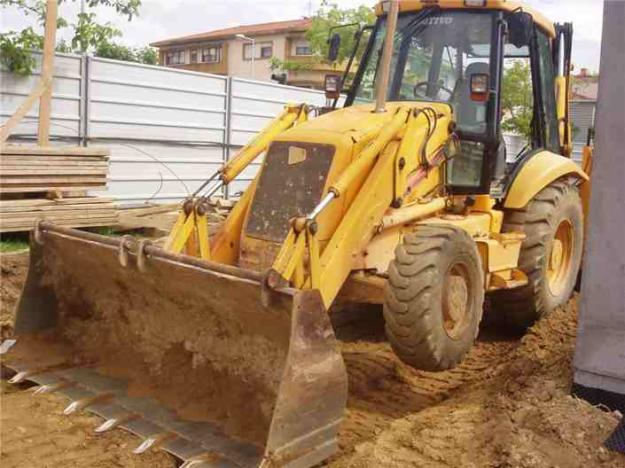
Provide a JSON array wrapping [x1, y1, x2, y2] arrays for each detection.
[[1, 251, 623, 467], [0, 252, 28, 340]]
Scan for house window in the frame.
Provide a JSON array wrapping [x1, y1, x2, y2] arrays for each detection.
[[260, 42, 273, 58], [165, 50, 185, 65], [201, 45, 221, 63], [190, 49, 198, 63], [294, 40, 312, 56], [243, 41, 273, 60]]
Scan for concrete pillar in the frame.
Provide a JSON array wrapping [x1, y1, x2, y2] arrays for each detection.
[[572, 0, 625, 410]]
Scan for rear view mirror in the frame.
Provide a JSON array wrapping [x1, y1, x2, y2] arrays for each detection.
[[470, 73, 489, 102], [328, 33, 341, 62], [508, 11, 534, 47]]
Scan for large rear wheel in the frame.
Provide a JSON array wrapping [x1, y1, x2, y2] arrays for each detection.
[[492, 178, 584, 329], [384, 225, 484, 371]]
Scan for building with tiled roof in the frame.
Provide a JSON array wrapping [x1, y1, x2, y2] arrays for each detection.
[[150, 18, 333, 88]]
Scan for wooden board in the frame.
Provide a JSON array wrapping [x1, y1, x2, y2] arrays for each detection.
[[0, 145, 109, 157], [0, 196, 118, 233], [0, 144, 116, 232], [0, 197, 114, 209]]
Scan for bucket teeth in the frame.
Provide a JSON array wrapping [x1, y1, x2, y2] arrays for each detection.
[[9, 371, 33, 384], [33, 381, 75, 395], [0, 339, 17, 355], [63, 393, 113, 415], [179, 453, 224, 468], [133, 432, 176, 455], [94, 413, 138, 434]]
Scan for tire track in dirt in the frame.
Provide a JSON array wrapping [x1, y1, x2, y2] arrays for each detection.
[[330, 299, 624, 468], [330, 304, 521, 456]]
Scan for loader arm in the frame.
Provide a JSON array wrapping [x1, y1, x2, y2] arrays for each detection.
[[269, 105, 454, 308], [164, 103, 309, 259]]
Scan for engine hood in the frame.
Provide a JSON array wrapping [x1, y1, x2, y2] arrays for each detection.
[[276, 102, 454, 148]]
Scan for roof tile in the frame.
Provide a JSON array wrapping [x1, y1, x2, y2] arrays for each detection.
[[151, 18, 312, 47]]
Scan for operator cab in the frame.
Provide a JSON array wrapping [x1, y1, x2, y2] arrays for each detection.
[[341, 5, 571, 198]]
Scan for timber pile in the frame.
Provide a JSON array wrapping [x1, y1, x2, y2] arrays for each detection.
[[0, 145, 109, 193], [0, 145, 117, 233], [0, 197, 117, 232]]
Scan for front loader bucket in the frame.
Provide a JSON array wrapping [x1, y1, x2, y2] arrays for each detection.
[[2, 223, 348, 467]]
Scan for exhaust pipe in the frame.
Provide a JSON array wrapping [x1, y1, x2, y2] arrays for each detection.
[[374, 0, 400, 113]]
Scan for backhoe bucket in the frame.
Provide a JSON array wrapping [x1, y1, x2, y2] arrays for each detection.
[[2, 223, 348, 467]]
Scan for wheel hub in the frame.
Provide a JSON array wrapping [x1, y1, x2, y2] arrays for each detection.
[[550, 239, 564, 272], [442, 264, 470, 340], [547, 220, 574, 297]]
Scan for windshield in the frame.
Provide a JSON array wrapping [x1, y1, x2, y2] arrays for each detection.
[[352, 10, 495, 135]]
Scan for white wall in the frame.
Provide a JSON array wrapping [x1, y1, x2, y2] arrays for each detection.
[[0, 52, 330, 206]]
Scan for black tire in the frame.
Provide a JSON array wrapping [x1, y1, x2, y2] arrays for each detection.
[[492, 178, 584, 329], [384, 225, 484, 371]]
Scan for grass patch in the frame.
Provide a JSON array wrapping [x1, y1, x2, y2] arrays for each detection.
[[0, 234, 30, 254]]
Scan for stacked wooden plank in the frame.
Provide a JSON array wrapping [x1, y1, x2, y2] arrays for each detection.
[[0, 145, 117, 233], [0, 197, 118, 232], [0, 145, 109, 194]]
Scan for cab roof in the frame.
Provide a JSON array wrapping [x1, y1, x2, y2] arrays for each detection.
[[374, 1, 556, 38]]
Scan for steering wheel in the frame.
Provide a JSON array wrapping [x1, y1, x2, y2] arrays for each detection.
[[413, 81, 454, 101]]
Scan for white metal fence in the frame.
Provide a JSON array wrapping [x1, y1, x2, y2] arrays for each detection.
[[1, 52, 330, 205], [1, 52, 596, 205]]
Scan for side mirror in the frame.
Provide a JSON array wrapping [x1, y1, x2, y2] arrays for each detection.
[[325, 74, 342, 100], [470, 73, 489, 102], [508, 11, 534, 47], [327, 33, 341, 62]]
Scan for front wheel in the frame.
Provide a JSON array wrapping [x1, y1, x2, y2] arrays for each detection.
[[384, 225, 484, 371]]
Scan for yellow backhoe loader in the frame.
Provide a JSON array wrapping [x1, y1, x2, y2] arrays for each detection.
[[3, 1, 592, 467]]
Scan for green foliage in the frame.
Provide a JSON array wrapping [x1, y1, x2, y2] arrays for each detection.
[[269, 56, 312, 72], [307, 1, 375, 63], [0, 0, 153, 76], [71, 12, 121, 52], [135, 45, 157, 65], [271, 1, 375, 75], [501, 60, 533, 138], [95, 41, 157, 64], [0, 236, 29, 253], [0, 27, 43, 76]]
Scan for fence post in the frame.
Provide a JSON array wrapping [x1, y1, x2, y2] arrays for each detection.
[[79, 55, 87, 146], [224, 76, 233, 199], [82, 56, 92, 147]]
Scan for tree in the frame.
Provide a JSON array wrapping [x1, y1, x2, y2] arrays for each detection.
[[94, 41, 157, 64], [501, 60, 533, 138], [0, 0, 155, 75], [271, 1, 375, 74]]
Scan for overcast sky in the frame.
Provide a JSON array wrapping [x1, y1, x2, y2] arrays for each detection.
[[0, 0, 605, 72]]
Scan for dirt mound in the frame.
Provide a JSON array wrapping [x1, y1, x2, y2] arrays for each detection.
[[0, 252, 28, 340], [330, 300, 624, 467]]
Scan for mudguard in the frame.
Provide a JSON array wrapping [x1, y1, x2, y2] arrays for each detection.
[[504, 151, 589, 210]]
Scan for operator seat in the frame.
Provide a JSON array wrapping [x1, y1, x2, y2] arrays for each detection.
[[455, 62, 507, 195], [455, 62, 489, 133]]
